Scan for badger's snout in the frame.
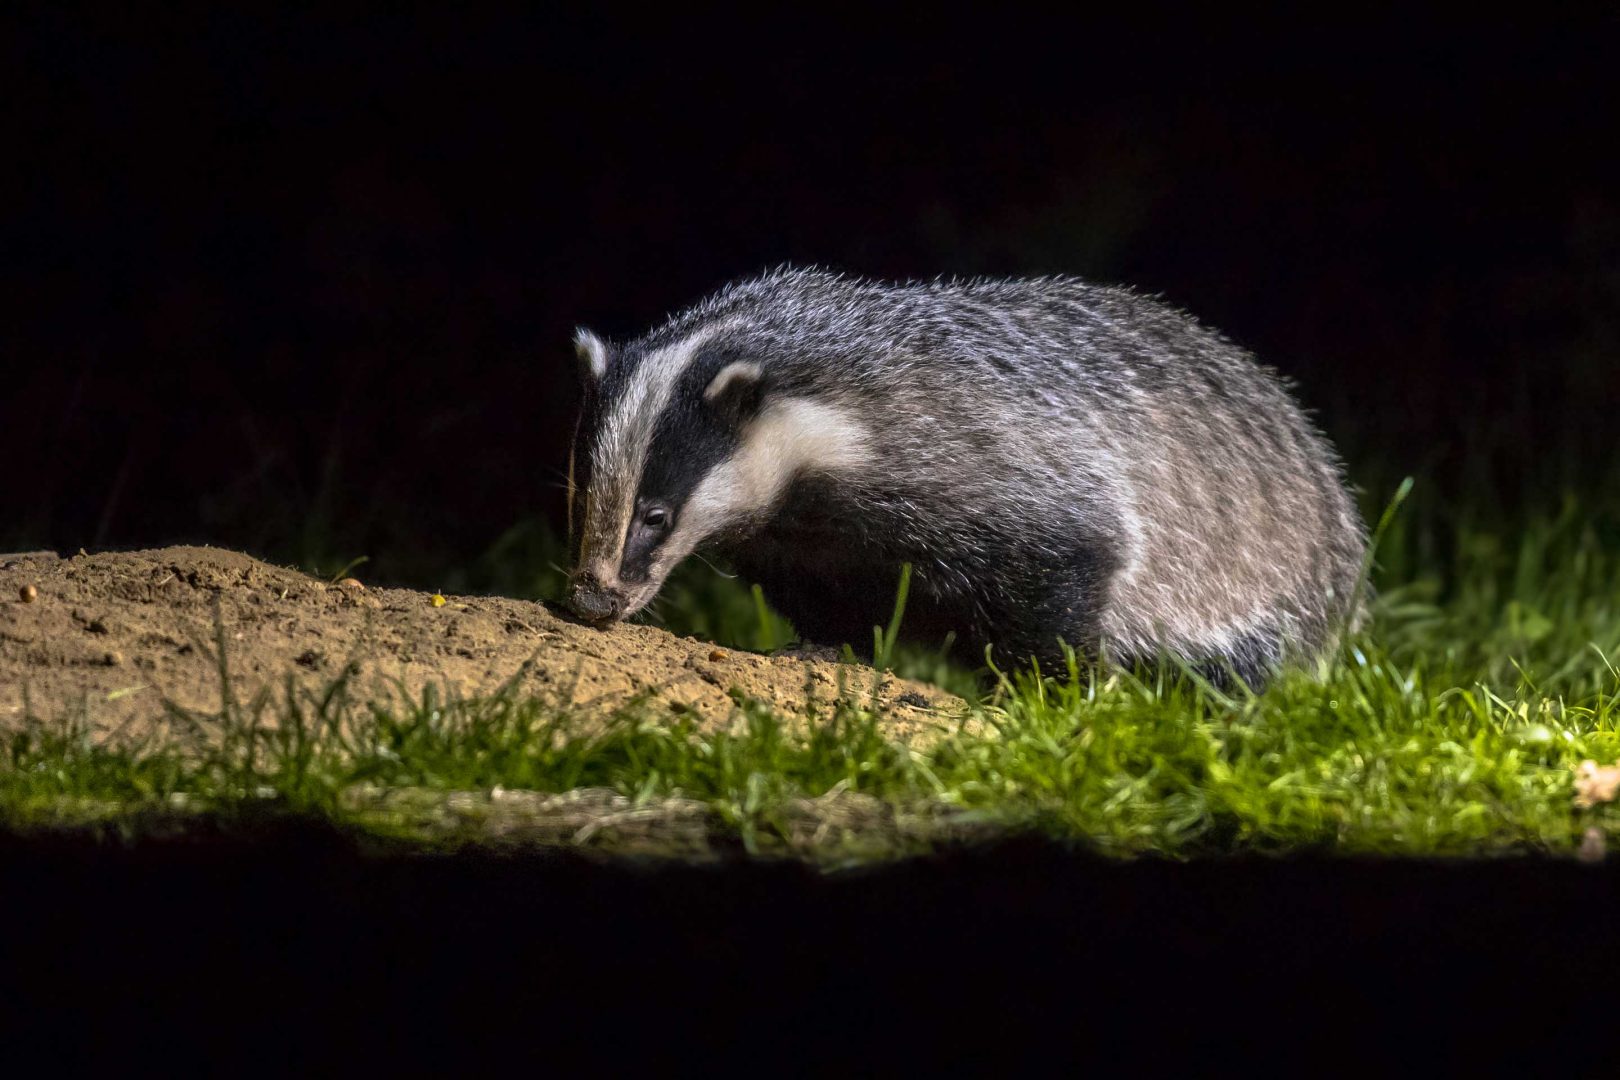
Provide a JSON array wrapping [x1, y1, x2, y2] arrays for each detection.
[[567, 572, 626, 625]]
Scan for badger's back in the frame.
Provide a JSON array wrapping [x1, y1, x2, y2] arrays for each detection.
[[573, 269, 1366, 682]]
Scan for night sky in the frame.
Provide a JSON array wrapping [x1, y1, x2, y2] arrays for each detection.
[[5, 9, 1616, 581]]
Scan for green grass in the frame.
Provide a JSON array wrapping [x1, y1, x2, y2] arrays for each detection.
[[5, 480, 1620, 862]]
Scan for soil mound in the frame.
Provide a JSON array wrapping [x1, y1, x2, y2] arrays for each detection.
[[0, 547, 962, 740]]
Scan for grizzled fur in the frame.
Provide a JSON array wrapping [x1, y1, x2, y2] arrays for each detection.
[[566, 268, 1366, 686]]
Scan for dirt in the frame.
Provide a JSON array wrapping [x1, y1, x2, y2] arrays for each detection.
[[0, 546, 963, 741]]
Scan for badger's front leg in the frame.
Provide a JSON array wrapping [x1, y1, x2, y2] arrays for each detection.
[[745, 568, 890, 660]]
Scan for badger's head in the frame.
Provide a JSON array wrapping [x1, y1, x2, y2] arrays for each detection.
[[565, 323, 870, 625]]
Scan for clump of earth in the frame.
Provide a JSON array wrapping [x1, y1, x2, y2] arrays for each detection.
[[0, 547, 962, 741]]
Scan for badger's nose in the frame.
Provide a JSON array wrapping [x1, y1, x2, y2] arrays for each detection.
[[567, 574, 624, 624]]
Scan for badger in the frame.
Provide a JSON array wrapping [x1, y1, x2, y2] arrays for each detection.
[[565, 268, 1366, 687]]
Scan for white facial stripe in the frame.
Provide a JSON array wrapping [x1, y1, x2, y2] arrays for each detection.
[[586, 326, 727, 570], [624, 397, 873, 613]]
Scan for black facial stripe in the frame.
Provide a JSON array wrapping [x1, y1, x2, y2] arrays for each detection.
[[585, 347, 635, 424], [618, 518, 666, 583], [661, 345, 753, 485], [615, 345, 755, 582]]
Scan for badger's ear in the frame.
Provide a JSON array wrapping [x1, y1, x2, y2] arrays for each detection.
[[574, 328, 609, 382], [703, 360, 764, 425]]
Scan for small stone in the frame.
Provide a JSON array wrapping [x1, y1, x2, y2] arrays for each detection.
[[709, 649, 728, 662], [338, 578, 365, 590], [102, 651, 123, 667], [19, 584, 37, 603]]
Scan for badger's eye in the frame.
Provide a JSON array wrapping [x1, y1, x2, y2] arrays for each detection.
[[641, 506, 670, 529]]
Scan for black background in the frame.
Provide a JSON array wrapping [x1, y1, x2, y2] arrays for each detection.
[[4, 825, 1616, 1071], [5, 8, 1617, 582]]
